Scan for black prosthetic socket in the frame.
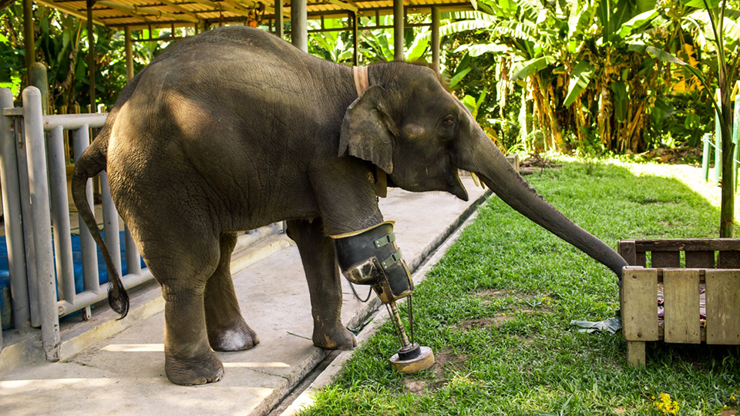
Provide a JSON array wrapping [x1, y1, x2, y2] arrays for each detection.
[[332, 222, 413, 304]]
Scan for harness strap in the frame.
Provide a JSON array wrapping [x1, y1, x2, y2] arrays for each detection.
[[352, 66, 369, 96]]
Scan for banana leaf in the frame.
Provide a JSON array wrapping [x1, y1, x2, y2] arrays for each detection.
[[563, 61, 595, 107]]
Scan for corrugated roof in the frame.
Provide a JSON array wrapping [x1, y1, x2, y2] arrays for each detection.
[[35, 0, 475, 29]]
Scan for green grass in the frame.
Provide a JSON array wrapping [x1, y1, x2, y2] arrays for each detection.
[[300, 159, 740, 416]]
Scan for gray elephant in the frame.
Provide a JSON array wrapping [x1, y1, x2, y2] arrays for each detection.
[[72, 26, 627, 385]]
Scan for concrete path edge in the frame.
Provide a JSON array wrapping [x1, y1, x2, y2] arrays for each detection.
[[273, 193, 488, 415]]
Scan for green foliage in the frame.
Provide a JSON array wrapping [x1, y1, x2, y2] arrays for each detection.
[[4, 0, 738, 155], [307, 15, 432, 65], [0, 2, 169, 110], [300, 160, 740, 415], [426, 0, 739, 155]]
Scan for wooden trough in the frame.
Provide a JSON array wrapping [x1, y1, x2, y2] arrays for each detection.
[[618, 239, 740, 367]]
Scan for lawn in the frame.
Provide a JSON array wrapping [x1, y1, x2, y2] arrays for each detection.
[[300, 158, 740, 416]]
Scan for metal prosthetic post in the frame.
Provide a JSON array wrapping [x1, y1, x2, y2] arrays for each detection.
[[385, 298, 434, 373], [333, 222, 435, 373]]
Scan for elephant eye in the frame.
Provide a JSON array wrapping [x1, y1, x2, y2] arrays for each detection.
[[443, 116, 455, 126]]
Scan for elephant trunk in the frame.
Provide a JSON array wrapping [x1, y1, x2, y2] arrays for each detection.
[[457, 129, 627, 278]]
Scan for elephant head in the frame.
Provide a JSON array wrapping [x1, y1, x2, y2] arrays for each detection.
[[340, 62, 627, 278]]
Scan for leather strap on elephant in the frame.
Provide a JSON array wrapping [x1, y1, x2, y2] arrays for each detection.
[[353, 66, 369, 96], [352, 66, 388, 198], [331, 221, 413, 304]]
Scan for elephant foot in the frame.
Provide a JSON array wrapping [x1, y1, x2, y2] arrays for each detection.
[[209, 320, 259, 352], [313, 324, 356, 350], [165, 351, 224, 386]]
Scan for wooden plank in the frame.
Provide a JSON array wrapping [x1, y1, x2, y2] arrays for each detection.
[[663, 269, 701, 344], [618, 240, 637, 266], [685, 251, 715, 268], [652, 251, 680, 268], [626, 341, 646, 367], [718, 251, 740, 268], [706, 270, 740, 344], [634, 239, 740, 252], [621, 267, 659, 341], [636, 252, 646, 268]]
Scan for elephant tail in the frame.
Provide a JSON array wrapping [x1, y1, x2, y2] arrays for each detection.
[[71, 129, 129, 319]]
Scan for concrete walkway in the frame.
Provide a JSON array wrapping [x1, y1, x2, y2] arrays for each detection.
[[0, 178, 489, 416]]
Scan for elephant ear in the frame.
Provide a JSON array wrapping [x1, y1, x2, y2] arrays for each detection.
[[339, 85, 397, 174]]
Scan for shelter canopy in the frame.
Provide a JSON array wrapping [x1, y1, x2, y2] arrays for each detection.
[[35, 0, 476, 29]]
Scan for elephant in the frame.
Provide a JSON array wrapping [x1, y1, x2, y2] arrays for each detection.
[[72, 25, 628, 385]]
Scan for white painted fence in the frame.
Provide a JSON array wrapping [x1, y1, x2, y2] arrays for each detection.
[[0, 87, 153, 359]]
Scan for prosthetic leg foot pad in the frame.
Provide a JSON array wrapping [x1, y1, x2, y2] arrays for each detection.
[[390, 346, 435, 374]]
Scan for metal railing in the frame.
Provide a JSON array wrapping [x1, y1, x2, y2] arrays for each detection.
[[0, 86, 153, 359]]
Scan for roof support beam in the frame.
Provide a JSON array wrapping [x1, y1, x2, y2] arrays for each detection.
[[326, 0, 357, 12], [98, 1, 155, 23], [87, 0, 96, 110], [291, 0, 307, 52], [36, 0, 107, 25], [158, 0, 202, 21], [431, 6, 439, 72], [125, 26, 134, 80], [351, 11, 358, 65], [274, 0, 283, 38], [97, 0, 200, 22], [187, 0, 251, 18], [393, 0, 403, 61], [23, 0, 34, 75]]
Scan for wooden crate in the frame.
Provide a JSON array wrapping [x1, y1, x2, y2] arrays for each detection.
[[618, 239, 740, 366]]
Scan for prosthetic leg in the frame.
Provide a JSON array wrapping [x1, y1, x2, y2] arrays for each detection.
[[333, 222, 435, 373]]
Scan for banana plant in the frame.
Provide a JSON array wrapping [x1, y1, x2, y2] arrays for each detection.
[[630, 0, 739, 236], [0, 2, 25, 96], [308, 15, 432, 64], [308, 18, 354, 64], [0, 4, 170, 109], [438, 0, 702, 153]]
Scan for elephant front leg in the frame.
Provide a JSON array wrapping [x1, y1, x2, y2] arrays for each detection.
[[287, 219, 356, 350], [204, 232, 259, 351]]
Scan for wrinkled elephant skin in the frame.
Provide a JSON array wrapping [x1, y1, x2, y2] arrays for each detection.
[[72, 26, 627, 385]]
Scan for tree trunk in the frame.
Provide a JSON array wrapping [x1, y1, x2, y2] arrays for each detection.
[[720, 98, 735, 237]]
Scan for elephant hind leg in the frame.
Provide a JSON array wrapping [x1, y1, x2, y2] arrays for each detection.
[[287, 219, 356, 350], [143, 237, 224, 385], [205, 232, 259, 351]]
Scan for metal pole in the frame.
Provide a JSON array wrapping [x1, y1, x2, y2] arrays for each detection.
[[23, 87, 60, 361], [48, 126, 76, 304], [393, 0, 404, 61], [29, 63, 49, 115], [125, 26, 134, 81], [73, 126, 101, 294], [291, 0, 307, 52], [352, 12, 358, 66], [16, 114, 40, 327], [275, 0, 283, 38], [23, 0, 34, 80], [87, 0, 96, 112], [0, 89, 30, 331], [431, 7, 440, 73]]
